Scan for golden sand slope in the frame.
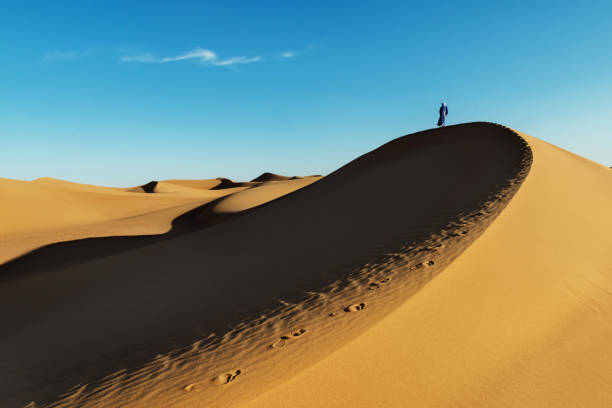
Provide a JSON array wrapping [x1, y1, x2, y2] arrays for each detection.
[[211, 177, 321, 214], [0, 176, 319, 266], [0, 123, 532, 408], [242, 132, 612, 407]]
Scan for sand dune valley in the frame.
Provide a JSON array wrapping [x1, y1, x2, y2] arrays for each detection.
[[2, 122, 612, 408]]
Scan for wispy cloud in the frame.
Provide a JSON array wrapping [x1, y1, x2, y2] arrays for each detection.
[[120, 47, 261, 67], [120, 48, 217, 63], [280, 51, 296, 58], [215, 56, 262, 66], [42, 50, 78, 62]]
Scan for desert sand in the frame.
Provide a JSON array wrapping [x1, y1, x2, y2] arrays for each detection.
[[0, 175, 320, 267], [1, 122, 610, 408]]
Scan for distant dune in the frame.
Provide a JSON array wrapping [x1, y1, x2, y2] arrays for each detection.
[[250, 172, 293, 182], [1, 123, 610, 408], [0, 175, 319, 266]]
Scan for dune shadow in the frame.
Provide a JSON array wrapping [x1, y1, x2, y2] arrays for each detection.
[[0, 196, 244, 282], [141, 181, 158, 193]]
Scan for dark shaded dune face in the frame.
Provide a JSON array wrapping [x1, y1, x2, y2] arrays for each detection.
[[0, 123, 532, 407], [123, 180, 158, 193], [250, 172, 292, 182], [140, 181, 158, 193], [210, 177, 259, 190]]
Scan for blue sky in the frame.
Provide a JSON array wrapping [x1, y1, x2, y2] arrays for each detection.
[[1, 1, 610, 186]]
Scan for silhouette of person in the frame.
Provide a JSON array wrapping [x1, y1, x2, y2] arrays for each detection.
[[437, 102, 448, 127]]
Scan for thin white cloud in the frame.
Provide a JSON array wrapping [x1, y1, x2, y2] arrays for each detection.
[[214, 56, 261, 66], [162, 48, 217, 63], [281, 51, 296, 58], [42, 50, 78, 62], [120, 47, 260, 67]]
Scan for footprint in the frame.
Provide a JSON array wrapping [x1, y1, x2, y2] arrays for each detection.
[[213, 370, 242, 385], [184, 383, 199, 392], [282, 328, 307, 339], [344, 302, 366, 312], [426, 243, 445, 252], [368, 277, 390, 290], [271, 338, 288, 348], [413, 260, 435, 269], [271, 329, 307, 348]]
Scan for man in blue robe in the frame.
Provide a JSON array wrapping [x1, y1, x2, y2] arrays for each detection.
[[437, 102, 448, 126]]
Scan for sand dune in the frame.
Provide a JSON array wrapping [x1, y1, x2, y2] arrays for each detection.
[[3, 123, 609, 408], [242, 131, 612, 408], [0, 177, 208, 264], [250, 172, 293, 182], [149, 179, 224, 191], [0, 175, 315, 266], [211, 176, 320, 214], [1, 123, 537, 407]]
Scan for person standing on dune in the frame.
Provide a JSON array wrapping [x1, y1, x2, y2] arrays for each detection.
[[437, 102, 448, 127]]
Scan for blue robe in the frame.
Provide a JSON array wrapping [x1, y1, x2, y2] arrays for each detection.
[[437, 104, 448, 126]]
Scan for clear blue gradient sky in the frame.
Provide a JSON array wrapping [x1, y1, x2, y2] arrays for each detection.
[[1, 1, 610, 186]]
